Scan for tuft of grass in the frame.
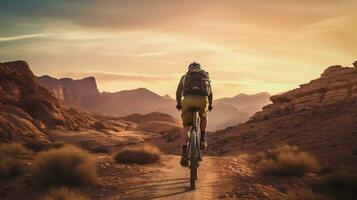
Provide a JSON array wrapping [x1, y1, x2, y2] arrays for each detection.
[[40, 187, 88, 200], [33, 145, 97, 186], [51, 141, 66, 149], [0, 143, 30, 180], [257, 145, 319, 177], [114, 144, 161, 164], [287, 189, 334, 200]]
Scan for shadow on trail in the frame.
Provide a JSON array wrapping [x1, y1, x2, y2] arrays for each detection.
[[123, 178, 191, 200]]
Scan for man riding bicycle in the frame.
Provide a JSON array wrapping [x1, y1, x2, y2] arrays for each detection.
[[176, 62, 213, 167]]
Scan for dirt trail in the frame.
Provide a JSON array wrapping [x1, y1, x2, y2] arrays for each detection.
[[118, 156, 230, 200], [48, 130, 287, 200]]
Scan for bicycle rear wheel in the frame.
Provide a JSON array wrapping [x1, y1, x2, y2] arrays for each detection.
[[189, 130, 197, 190]]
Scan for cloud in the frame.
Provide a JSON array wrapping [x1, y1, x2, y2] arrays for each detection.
[[0, 33, 47, 42]]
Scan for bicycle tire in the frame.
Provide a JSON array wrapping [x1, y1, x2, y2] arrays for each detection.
[[189, 128, 197, 190]]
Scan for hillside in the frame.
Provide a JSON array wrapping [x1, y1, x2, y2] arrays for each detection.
[[210, 64, 357, 166], [0, 61, 128, 149]]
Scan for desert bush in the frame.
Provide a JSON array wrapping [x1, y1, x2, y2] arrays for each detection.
[[40, 187, 88, 200], [51, 141, 66, 149], [0, 143, 30, 180], [0, 154, 23, 180], [257, 145, 319, 177], [33, 145, 96, 186], [92, 146, 110, 154], [287, 189, 334, 200], [315, 168, 357, 199], [0, 143, 30, 157], [114, 144, 161, 164]]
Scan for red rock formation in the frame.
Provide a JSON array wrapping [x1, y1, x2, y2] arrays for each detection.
[[209, 62, 357, 165], [250, 65, 357, 122], [36, 75, 100, 107], [0, 61, 115, 147]]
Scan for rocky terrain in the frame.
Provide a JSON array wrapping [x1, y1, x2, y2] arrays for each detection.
[[0, 61, 181, 151], [0, 61, 99, 148], [1, 60, 357, 200], [210, 63, 357, 165]]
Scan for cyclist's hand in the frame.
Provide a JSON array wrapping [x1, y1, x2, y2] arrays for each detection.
[[176, 104, 182, 110], [208, 105, 213, 111]]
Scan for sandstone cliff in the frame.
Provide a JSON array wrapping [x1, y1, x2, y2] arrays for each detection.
[[36, 75, 100, 107], [250, 64, 357, 122]]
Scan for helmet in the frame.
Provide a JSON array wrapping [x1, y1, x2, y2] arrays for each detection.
[[188, 62, 201, 70]]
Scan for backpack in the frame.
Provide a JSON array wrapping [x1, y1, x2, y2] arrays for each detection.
[[183, 68, 210, 96]]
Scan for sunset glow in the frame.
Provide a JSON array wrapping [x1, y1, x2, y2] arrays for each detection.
[[1, 0, 356, 98]]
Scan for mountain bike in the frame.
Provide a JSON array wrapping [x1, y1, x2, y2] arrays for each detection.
[[187, 108, 202, 190]]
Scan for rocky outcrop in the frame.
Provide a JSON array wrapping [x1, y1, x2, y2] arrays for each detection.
[[0, 61, 117, 147], [36, 75, 100, 106], [250, 63, 357, 122], [123, 112, 182, 135], [209, 61, 357, 166]]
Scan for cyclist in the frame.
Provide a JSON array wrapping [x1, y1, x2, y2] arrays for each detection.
[[176, 62, 213, 167]]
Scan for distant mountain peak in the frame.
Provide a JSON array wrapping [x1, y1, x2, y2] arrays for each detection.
[[163, 94, 172, 100]]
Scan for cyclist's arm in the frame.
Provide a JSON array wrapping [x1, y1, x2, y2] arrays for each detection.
[[208, 85, 213, 106], [176, 76, 184, 105], [206, 72, 213, 106]]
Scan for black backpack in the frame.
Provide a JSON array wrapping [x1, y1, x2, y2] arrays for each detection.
[[183, 69, 210, 96]]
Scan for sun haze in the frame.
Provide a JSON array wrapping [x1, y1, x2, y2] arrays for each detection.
[[1, 0, 356, 98]]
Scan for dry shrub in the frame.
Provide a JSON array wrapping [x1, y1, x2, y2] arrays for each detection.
[[257, 145, 319, 177], [33, 145, 97, 186], [40, 187, 88, 200], [0, 143, 30, 157], [92, 146, 110, 154], [316, 168, 357, 199], [51, 141, 66, 149], [287, 189, 334, 200], [0, 143, 30, 180], [114, 144, 161, 164]]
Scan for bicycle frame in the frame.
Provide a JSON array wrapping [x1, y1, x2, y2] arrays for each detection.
[[187, 109, 202, 190]]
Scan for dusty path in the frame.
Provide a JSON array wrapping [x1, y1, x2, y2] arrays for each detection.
[[48, 130, 287, 200], [117, 156, 231, 200]]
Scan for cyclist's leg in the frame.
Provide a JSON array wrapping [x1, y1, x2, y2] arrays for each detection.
[[198, 97, 209, 149], [181, 126, 190, 145], [180, 97, 194, 166], [200, 116, 207, 136]]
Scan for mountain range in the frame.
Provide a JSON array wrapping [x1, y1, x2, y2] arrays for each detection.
[[36, 75, 271, 130]]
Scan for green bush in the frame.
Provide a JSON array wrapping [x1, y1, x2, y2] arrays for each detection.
[[257, 145, 319, 177], [33, 145, 96, 186], [40, 187, 88, 200], [114, 144, 161, 164]]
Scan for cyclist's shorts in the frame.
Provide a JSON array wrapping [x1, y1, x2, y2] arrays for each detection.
[[181, 95, 208, 126]]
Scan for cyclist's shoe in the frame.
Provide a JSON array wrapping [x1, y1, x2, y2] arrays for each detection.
[[200, 139, 208, 151], [180, 153, 189, 167]]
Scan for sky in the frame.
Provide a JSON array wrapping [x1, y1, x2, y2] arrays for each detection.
[[1, 0, 357, 98]]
